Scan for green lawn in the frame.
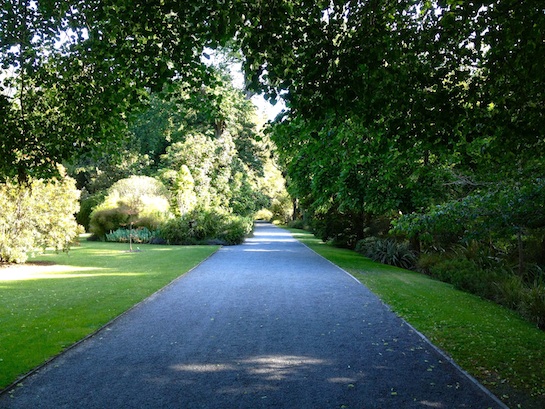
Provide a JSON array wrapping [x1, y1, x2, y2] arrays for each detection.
[[287, 228, 545, 409], [0, 240, 218, 390]]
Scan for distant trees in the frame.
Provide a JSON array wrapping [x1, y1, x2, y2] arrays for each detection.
[[79, 69, 289, 245]]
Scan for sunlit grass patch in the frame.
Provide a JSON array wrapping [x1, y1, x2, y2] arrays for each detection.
[[0, 240, 218, 390], [286, 227, 545, 409]]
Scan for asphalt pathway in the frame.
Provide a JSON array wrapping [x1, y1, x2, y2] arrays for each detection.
[[1, 223, 506, 408]]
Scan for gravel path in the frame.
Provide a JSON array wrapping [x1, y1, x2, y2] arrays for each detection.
[[0, 223, 506, 408]]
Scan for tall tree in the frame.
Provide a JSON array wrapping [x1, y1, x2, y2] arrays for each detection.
[[0, 0, 239, 181]]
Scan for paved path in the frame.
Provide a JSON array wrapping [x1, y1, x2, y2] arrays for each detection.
[[1, 223, 505, 408]]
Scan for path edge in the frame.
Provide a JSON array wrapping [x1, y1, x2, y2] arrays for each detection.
[[0, 247, 221, 398], [289, 229, 510, 409]]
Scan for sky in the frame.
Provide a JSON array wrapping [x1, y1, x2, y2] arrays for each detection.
[[210, 50, 287, 122], [251, 94, 286, 121]]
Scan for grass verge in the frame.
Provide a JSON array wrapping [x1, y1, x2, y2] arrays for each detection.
[[0, 240, 218, 391], [287, 228, 545, 409]]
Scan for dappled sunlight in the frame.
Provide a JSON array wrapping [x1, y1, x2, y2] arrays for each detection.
[[170, 355, 329, 383], [419, 401, 445, 408], [163, 354, 374, 402], [328, 377, 358, 384], [242, 249, 292, 253], [0, 264, 143, 282], [242, 355, 327, 381], [171, 363, 235, 373], [245, 236, 296, 244], [252, 230, 292, 237], [245, 229, 296, 243]]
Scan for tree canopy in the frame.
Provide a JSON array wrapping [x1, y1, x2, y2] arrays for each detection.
[[0, 0, 241, 180], [2, 1, 544, 246]]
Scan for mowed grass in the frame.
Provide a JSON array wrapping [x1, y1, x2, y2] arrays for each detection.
[[0, 240, 218, 390], [287, 228, 545, 409]]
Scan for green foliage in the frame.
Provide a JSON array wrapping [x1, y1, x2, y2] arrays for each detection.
[[522, 284, 545, 330], [89, 176, 171, 239], [393, 179, 545, 242], [419, 249, 545, 330], [494, 275, 527, 311], [89, 207, 130, 240], [428, 258, 503, 301], [105, 228, 155, 244], [217, 215, 254, 245], [292, 228, 545, 408], [76, 191, 106, 231], [0, 169, 80, 263], [159, 209, 252, 245], [229, 170, 270, 217], [0, 0, 241, 181], [255, 209, 273, 221], [355, 237, 417, 270], [68, 150, 153, 195]]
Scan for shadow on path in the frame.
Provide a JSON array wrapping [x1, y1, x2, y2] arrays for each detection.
[[0, 223, 506, 408]]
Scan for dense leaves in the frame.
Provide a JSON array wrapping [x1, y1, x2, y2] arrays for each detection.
[[0, 167, 80, 263], [0, 0, 243, 181]]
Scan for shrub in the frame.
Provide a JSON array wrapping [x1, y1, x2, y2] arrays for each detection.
[[105, 227, 155, 244], [356, 237, 417, 270], [428, 258, 505, 301], [77, 191, 105, 231], [89, 207, 130, 239], [158, 209, 252, 245], [416, 251, 445, 275], [521, 283, 545, 330], [0, 168, 80, 263], [288, 218, 307, 230], [217, 216, 254, 245], [89, 176, 171, 240], [494, 275, 526, 310], [159, 217, 195, 245], [269, 192, 293, 224], [255, 208, 273, 221]]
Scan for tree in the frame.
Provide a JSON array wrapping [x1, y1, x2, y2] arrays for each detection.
[[236, 1, 545, 247], [0, 0, 240, 181], [0, 166, 80, 263]]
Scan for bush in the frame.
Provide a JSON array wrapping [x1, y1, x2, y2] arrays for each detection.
[[288, 218, 307, 230], [162, 210, 225, 243], [0, 168, 80, 263], [89, 175, 171, 240], [159, 217, 195, 245], [105, 227, 156, 244], [416, 251, 445, 275], [77, 191, 105, 231], [494, 275, 526, 310], [158, 209, 252, 245], [217, 216, 254, 245], [356, 237, 417, 270], [255, 208, 273, 221], [521, 283, 545, 330], [428, 258, 506, 301], [89, 207, 130, 239]]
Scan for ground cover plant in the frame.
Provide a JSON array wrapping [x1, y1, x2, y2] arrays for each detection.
[[0, 240, 218, 391], [287, 227, 545, 409]]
